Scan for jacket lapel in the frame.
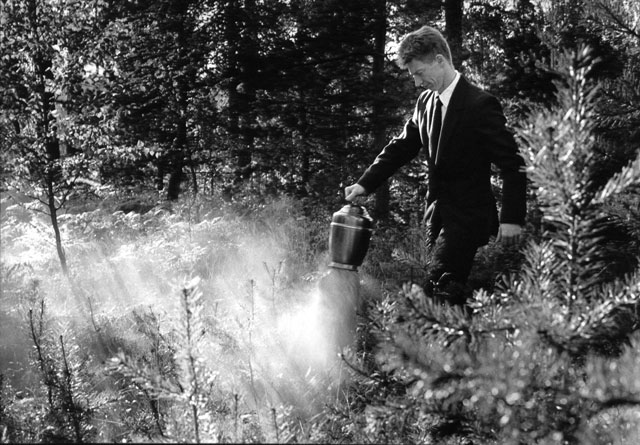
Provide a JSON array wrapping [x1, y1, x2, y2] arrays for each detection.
[[435, 77, 468, 166]]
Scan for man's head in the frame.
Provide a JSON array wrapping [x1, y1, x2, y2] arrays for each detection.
[[397, 26, 455, 93]]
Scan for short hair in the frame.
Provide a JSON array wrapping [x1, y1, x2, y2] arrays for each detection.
[[396, 25, 452, 68]]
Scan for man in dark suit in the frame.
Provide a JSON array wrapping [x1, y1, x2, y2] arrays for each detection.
[[345, 25, 526, 306]]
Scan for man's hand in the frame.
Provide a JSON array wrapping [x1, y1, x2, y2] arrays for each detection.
[[497, 223, 523, 247], [344, 184, 366, 201]]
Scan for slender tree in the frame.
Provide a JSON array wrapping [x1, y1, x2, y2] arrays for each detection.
[[0, 0, 108, 274]]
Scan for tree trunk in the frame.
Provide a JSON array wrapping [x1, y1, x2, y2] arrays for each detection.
[[297, 87, 311, 197], [167, 114, 187, 201], [224, 0, 256, 188], [166, 1, 193, 201], [190, 163, 198, 196], [167, 160, 183, 201], [372, 0, 390, 219], [48, 172, 68, 276], [29, 0, 68, 275], [239, 0, 257, 183], [444, 0, 464, 67]]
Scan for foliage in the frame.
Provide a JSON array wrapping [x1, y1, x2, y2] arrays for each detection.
[[520, 46, 640, 292], [0, 290, 109, 443], [465, 0, 557, 110]]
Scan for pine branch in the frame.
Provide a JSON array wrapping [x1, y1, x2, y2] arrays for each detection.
[[591, 0, 640, 40], [180, 278, 203, 444], [594, 155, 640, 204], [597, 396, 640, 409], [58, 335, 83, 443]]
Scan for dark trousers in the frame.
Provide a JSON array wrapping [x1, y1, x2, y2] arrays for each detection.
[[426, 225, 478, 306]]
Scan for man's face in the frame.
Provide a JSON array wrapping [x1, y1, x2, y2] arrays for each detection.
[[406, 55, 446, 93]]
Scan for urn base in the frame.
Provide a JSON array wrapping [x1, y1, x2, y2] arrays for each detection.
[[328, 261, 359, 271]]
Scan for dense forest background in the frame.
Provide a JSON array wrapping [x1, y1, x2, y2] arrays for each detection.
[[1, 0, 639, 236], [1, 0, 640, 443]]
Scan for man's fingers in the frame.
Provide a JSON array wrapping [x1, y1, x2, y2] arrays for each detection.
[[345, 189, 356, 201], [344, 184, 365, 201]]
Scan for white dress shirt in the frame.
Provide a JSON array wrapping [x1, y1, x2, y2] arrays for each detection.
[[436, 70, 461, 123]]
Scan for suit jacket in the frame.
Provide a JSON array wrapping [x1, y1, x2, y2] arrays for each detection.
[[357, 77, 526, 247]]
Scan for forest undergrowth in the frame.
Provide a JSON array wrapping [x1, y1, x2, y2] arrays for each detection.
[[0, 188, 638, 444]]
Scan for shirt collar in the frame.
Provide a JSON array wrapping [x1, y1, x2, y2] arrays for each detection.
[[437, 70, 460, 108]]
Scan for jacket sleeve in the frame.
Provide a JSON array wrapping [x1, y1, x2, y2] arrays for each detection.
[[476, 95, 527, 225], [356, 95, 425, 194]]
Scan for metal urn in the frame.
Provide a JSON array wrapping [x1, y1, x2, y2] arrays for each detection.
[[328, 204, 373, 271]]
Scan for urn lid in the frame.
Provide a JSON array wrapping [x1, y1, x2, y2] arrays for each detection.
[[332, 204, 373, 228]]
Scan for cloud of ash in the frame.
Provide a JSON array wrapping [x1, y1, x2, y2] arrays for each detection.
[[1, 202, 369, 421]]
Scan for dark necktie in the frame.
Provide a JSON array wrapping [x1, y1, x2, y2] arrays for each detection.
[[430, 96, 442, 163]]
